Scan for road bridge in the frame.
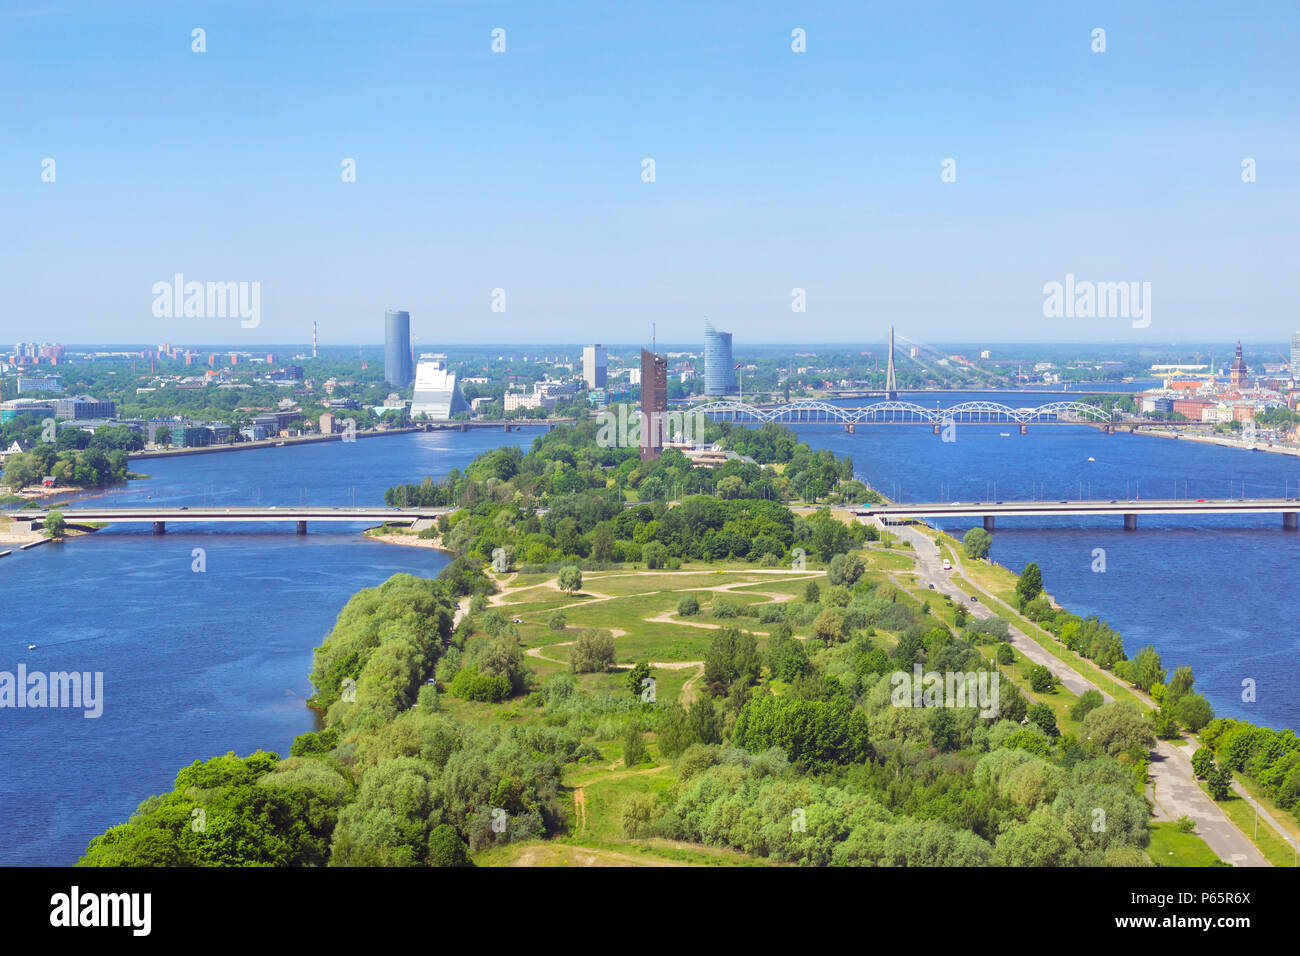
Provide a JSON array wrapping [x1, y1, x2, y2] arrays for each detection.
[[4, 506, 453, 535], [852, 498, 1300, 531]]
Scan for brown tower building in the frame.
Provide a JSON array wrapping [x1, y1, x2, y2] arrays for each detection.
[[1229, 340, 1249, 389], [640, 347, 668, 461]]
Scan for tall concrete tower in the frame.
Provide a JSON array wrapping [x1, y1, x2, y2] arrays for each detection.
[[885, 325, 898, 399], [384, 309, 414, 389]]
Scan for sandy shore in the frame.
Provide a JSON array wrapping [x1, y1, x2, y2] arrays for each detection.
[[364, 529, 452, 554]]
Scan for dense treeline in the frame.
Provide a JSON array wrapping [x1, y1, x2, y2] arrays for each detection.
[[386, 420, 877, 570], [80, 566, 582, 866]]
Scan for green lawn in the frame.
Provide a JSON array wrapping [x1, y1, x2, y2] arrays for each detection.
[[1147, 822, 1225, 867]]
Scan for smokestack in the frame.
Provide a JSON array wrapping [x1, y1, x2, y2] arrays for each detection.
[[312, 321, 318, 359]]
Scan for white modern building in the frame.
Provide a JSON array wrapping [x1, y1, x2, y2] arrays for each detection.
[[409, 354, 468, 420]]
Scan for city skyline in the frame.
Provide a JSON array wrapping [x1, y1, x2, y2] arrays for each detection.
[[3, 2, 1297, 345]]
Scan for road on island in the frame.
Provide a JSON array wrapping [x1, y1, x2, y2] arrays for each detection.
[[880, 519, 1270, 868]]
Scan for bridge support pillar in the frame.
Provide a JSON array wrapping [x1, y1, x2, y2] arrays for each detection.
[[296, 521, 307, 535], [983, 516, 995, 532], [932, 423, 941, 435], [152, 521, 165, 535], [1019, 424, 1028, 435], [503, 424, 511, 432], [1123, 513, 1138, 531], [459, 424, 467, 432], [1284, 512, 1298, 531], [844, 424, 855, 434]]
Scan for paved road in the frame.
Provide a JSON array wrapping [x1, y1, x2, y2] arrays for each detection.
[[880, 519, 1270, 867]]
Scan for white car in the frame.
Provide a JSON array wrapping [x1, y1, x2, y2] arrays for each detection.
[[942, 559, 952, 571]]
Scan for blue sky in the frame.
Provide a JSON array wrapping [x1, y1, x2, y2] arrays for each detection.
[[2, 0, 1297, 347]]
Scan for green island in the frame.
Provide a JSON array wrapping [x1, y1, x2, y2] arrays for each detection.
[[78, 421, 1300, 867]]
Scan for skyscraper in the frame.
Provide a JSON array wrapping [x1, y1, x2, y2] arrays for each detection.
[[703, 319, 738, 396], [640, 347, 667, 461], [384, 309, 413, 389], [582, 344, 607, 389], [1290, 332, 1300, 375]]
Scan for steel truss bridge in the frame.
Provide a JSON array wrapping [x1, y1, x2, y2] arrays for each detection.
[[687, 400, 1112, 426]]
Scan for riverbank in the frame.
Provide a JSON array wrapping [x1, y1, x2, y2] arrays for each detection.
[[363, 527, 451, 554], [1129, 426, 1300, 458], [129, 426, 423, 461]]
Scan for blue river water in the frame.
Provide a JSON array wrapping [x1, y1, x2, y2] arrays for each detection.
[[3, 400, 1299, 864], [0, 429, 534, 865]]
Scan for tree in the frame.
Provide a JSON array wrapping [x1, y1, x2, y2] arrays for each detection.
[[1015, 562, 1043, 608], [1069, 689, 1104, 722], [1027, 664, 1057, 693], [1190, 747, 1216, 779], [732, 695, 870, 770], [1207, 764, 1233, 801], [1132, 645, 1166, 692], [995, 643, 1014, 665], [962, 527, 992, 560], [1082, 704, 1155, 757], [44, 511, 67, 538], [427, 824, 473, 867], [804, 580, 821, 603], [557, 565, 583, 594], [677, 594, 700, 616], [812, 608, 847, 646], [827, 552, 865, 587], [622, 721, 649, 767], [1175, 693, 1214, 733], [570, 629, 616, 673], [1027, 702, 1059, 737], [626, 662, 653, 699], [547, 610, 567, 632], [642, 541, 669, 569]]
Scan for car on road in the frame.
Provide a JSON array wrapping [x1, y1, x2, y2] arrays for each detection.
[[941, 559, 951, 570], [179, 506, 188, 510], [970, 595, 978, 602], [928, 583, 935, 589], [1197, 498, 1205, 502]]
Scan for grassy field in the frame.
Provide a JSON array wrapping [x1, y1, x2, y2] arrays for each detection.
[[1147, 822, 1225, 866]]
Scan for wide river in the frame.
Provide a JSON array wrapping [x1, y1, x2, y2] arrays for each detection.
[[3, 393, 1298, 863]]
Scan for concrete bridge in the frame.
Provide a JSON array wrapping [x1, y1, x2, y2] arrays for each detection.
[[853, 498, 1300, 531], [418, 418, 576, 432], [5, 506, 453, 535]]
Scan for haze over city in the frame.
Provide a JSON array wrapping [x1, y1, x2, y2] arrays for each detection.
[[4, 0, 1298, 345]]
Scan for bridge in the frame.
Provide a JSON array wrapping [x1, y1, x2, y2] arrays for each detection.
[[417, 418, 576, 431], [852, 498, 1300, 531], [690, 400, 1112, 433], [5, 506, 453, 535]]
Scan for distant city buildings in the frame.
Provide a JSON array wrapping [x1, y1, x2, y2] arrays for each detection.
[[582, 344, 607, 389], [384, 309, 414, 389], [54, 395, 115, 420], [1291, 332, 1300, 373], [702, 319, 738, 396], [16, 375, 62, 394]]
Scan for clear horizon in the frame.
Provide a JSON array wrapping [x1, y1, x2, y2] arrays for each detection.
[[3, 1, 1297, 345]]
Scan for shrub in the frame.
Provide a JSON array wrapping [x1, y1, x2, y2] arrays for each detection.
[[450, 666, 511, 702], [677, 594, 700, 617], [570, 629, 617, 674], [547, 610, 567, 631]]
